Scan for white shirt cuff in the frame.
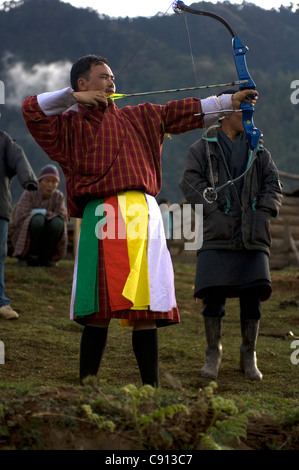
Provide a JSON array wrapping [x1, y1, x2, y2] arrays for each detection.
[[37, 87, 77, 116], [200, 94, 233, 127]]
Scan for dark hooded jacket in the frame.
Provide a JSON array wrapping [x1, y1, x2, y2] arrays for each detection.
[[180, 125, 283, 255], [0, 131, 37, 220]]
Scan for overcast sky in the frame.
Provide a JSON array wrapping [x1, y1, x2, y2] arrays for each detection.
[[60, 0, 294, 17], [0, 1, 294, 17], [1, 0, 295, 105]]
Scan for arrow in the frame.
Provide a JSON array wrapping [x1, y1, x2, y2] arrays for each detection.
[[108, 79, 249, 100]]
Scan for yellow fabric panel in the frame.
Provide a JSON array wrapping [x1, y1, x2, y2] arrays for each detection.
[[118, 191, 150, 310]]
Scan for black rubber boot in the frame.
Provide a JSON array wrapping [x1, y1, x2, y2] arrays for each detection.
[[201, 316, 223, 379], [79, 326, 108, 385], [240, 319, 263, 381], [132, 329, 159, 387]]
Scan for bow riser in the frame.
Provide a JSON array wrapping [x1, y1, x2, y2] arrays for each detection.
[[233, 37, 254, 87], [233, 37, 261, 149]]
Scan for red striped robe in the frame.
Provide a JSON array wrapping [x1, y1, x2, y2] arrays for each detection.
[[21, 94, 204, 325], [22, 96, 203, 217]]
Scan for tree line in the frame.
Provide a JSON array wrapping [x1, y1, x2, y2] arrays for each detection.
[[1, 0, 299, 202]]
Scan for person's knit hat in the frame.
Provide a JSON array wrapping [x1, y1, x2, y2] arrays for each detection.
[[38, 164, 60, 183]]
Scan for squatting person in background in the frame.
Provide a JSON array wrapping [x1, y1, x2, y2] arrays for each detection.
[[9, 164, 68, 267]]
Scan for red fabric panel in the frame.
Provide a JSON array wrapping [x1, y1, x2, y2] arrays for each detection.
[[100, 195, 133, 311]]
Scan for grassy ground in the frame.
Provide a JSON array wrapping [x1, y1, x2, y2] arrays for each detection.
[[0, 257, 298, 450]]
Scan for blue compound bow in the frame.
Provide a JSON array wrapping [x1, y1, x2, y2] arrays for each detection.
[[173, 1, 261, 202]]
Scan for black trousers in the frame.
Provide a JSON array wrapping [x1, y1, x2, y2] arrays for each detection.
[[202, 288, 262, 320], [27, 214, 64, 263]]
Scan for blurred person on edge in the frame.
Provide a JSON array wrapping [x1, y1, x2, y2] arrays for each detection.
[[0, 126, 37, 320]]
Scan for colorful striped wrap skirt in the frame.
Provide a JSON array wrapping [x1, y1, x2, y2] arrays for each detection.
[[70, 191, 179, 327]]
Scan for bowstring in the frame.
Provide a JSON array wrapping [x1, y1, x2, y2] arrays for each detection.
[[163, 8, 207, 201], [115, 2, 175, 80], [157, 7, 208, 201], [161, 153, 208, 204], [112, 3, 210, 202], [182, 9, 200, 92]]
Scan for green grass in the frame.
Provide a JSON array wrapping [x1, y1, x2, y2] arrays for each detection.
[[0, 257, 298, 450]]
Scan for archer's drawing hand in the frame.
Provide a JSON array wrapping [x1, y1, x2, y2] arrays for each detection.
[[73, 90, 109, 108], [232, 89, 258, 109]]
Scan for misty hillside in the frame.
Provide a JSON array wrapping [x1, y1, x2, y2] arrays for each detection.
[[1, 0, 299, 203]]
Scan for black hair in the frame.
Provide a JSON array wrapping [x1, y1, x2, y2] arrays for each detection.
[[70, 54, 109, 91]]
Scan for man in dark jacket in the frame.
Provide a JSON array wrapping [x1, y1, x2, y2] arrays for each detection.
[[180, 97, 283, 381], [0, 129, 37, 319]]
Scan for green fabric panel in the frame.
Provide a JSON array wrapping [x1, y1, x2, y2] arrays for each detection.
[[74, 199, 105, 317]]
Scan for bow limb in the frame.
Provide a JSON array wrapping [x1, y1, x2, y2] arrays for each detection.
[[172, 1, 261, 151]]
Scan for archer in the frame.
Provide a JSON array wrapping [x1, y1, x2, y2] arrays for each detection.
[[22, 54, 257, 387]]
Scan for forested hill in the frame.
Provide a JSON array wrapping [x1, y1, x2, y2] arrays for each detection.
[[1, 0, 299, 203]]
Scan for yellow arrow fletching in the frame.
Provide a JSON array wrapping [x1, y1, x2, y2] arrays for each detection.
[[109, 93, 127, 100]]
